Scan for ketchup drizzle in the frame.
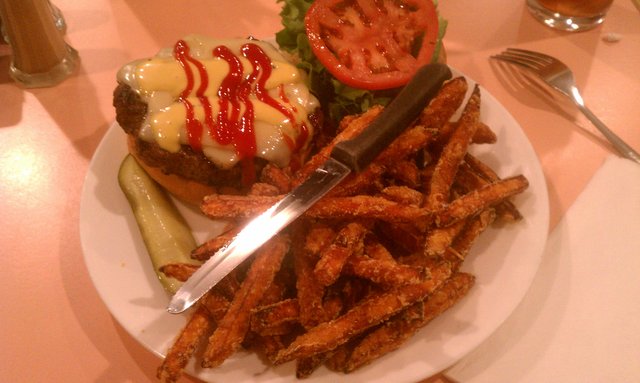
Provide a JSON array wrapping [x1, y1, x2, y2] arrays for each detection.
[[173, 40, 308, 185]]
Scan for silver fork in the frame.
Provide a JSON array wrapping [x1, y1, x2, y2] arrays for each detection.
[[492, 48, 640, 164]]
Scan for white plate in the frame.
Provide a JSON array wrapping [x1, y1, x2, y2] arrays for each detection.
[[80, 74, 549, 383]]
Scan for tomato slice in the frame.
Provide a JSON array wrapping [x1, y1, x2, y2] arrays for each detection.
[[304, 0, 440, 90]]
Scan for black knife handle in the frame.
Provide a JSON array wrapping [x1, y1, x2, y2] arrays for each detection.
[[330, 63, 452, 172]]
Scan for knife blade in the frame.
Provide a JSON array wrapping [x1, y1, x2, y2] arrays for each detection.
[[168, 63, 452, 314]]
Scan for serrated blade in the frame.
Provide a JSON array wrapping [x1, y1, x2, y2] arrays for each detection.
[[167, 158, 350, 313]]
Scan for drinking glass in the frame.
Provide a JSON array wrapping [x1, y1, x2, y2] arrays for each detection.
[[526, 0, 614, 31]]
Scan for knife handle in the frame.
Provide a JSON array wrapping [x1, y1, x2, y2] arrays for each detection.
[[330, 63, 452, 172]]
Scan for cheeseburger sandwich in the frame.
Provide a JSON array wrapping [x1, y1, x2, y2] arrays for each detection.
[[114, 35, 321, 205]]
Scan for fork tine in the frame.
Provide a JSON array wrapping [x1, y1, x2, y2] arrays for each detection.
[[492, 53, 541, 71], [492, 51, 547, 71], [505, 48, 555, 64], [502, 50, 549, 67]]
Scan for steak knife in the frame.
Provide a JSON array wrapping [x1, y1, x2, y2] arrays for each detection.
[[168, 63, 452, 314]]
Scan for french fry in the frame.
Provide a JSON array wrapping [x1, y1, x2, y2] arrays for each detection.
[[445, 208, 497, 267], [251, 334, 287, 365], [314, 222, 368, 286], [380, 185, 424, 206], [201, 194, 431, 223], [248, 182, 281, 196], [385, 160, 422, 189], [201, 235, 290, 368], [296, 353, 333, 379], [307, 196, 430, 223], [344, 272, 475, 372], [344, 254, 425, 286], [272, 261, 452, 364], [456, 160, 522, 223], [329, 163, 385, 197], [190, 226, 240, 261], [435, 175, 529, 227], [463, 154, 523, 222], [293, 223, 328, 329], [375, 125, 437, 164], [424, 85, 481, 211], [472, 122, 497, 144], [293, 106, 383, 186], [159, 263, 199, 282], [364, 239, 396, 263], [424, 219, 467, 257], [157, 305, 214, 383], [303, 223, 336, 256], [260, 163, 292, 193], [201, 291, 230, 322], [251, 298, 300, 336], [419, 76, 468, 130], [436, 120, 497, 147]]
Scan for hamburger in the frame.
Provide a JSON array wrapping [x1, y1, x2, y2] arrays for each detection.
[[114, 1, 446, 205], [114, 35, 321, 205]]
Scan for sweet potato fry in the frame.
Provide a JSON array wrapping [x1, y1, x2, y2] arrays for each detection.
[[251, 334, 287, 365], [201, 291, 230, 322], [159, 263, 199, 282], [446, 208, 497, 266], [424, 219, 467, 257], [385, 160, 422, 189], [201, 235, 290, 368], [375, 125, 437, 165], [293, 106, 383, 186], [344, 254, 424, 286], [293, 224, 328, 329], [260, 163, 292, 193], [456, 161, 522, 223], [463, 154, 523, 222], [329, 163, 385, 197], [424, 85, 481, 211], [419, 76, 468, 130], [272, 261, 452, 364], [323, 293, 344, 321], [377, 221, 425, 254], [436, 121, 497, 147], [324, 342, 353, 372], [307, 196, 430, 223], [190, 226, 240, 261], [303, 224, 336, 256], [248, 182, 281, 196], [472, 122, 497, 144], [251, 298, 300, 336], [364, 240, 396, 262], [435, 175, 529, 227], [157, 305, 214, 383], [201, 194, 431, 223], [314, 222, 368, 286], [380, 185, 424, 206], [296, 353, 332, 379], [344, 272, 475, 372]]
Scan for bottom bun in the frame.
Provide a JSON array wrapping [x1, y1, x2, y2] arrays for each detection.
[[127, 135, 216, 206]]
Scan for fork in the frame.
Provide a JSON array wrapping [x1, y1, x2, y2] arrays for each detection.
[[492, 48, 640, 164]]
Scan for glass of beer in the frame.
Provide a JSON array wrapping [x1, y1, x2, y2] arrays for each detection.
[[526, 0, 614, 32]]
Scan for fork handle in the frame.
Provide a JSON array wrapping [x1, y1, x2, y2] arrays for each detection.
[[569, 87, 640, 164]]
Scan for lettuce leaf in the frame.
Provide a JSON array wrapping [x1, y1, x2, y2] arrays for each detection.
[[275, 0, 446, 128]]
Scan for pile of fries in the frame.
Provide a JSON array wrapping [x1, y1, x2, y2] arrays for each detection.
[[156, 77, 529, 382]]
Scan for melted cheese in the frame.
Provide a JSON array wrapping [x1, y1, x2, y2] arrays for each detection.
[[117, 35, 318, 169]]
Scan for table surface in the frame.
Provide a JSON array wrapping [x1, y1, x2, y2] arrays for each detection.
[[1, 1, 638, 382]]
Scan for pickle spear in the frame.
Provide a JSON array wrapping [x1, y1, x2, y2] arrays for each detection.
[[118, 154, 200, 294]]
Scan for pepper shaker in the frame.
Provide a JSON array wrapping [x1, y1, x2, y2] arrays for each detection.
[[0, 0, 78, 87]]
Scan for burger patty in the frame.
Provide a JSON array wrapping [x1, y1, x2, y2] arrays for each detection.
[[113, 83, 266, 189]]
